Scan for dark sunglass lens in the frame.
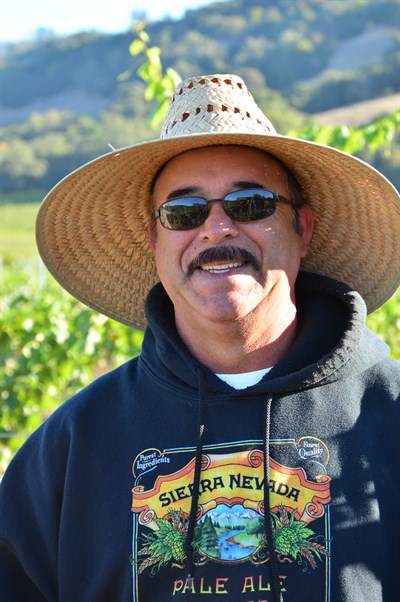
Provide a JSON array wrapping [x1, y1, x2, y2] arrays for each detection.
[[225, 190, 276, 222], [160, 198, 208, 230]]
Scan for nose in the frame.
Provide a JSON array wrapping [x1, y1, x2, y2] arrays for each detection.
[[198, 201, 239, 243]]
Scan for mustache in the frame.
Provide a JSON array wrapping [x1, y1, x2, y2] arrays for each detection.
[[187, 246, 261, 277]]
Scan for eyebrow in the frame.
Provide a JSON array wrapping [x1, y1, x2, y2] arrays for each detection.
[[166, 187, 199, 201], [166, 181, 265, 201]]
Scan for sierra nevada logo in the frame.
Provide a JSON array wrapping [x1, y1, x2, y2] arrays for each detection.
[[131, 439, 331, 584]]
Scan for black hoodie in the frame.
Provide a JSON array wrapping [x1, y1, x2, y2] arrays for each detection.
[[1, 272, 399, 602]]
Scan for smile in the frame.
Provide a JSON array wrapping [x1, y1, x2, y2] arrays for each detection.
[[199, 261, 245, 273], [187, 246, 261, 277]]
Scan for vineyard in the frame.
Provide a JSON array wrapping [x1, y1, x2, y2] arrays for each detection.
[[1, 32, 399, 474], [0, 257, 144, 472]]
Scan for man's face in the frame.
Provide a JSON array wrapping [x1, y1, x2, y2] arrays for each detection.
[[150, 145, 313, 333]]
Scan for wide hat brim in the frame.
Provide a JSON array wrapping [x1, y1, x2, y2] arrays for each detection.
[[36, 130, 400, 329]]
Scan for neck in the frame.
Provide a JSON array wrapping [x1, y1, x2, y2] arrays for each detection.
[[175, 298, 298, 374]]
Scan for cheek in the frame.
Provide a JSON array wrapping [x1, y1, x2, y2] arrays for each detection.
[[248, 220, 303, 264], [153, 230, 194, 273]]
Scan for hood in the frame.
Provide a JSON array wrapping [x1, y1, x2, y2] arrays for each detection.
[[142, 271, 389, 395]]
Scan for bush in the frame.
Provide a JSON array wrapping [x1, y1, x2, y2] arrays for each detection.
[[0, 259, 143, 473]]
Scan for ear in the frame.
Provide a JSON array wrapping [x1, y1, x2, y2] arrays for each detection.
[[148, 223, 157, 256], [297, 204, 314, 258]]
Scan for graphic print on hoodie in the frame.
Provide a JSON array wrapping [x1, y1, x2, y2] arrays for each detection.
[[131, 436, 331, 600]]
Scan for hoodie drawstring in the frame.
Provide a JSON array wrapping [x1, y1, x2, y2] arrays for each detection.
[[185, 369, 205, 589], [263, 396, 283, 602], [185, 383, 282, 602]]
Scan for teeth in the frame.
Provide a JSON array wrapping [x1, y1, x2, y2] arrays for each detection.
[[200, 261, 243, 272]]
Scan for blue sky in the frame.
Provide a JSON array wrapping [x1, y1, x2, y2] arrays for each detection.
[[0, 0, 223, 43]]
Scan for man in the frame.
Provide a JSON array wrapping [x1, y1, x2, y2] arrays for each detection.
[[1, 74, 399, 601]]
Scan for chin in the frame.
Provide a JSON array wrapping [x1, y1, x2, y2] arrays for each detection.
[[200, 299, 259, 324]]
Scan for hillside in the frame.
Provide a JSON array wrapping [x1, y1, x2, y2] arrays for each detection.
[[1, 0, 399, 195], [2, 0, 399, 121], [313, 94, 400, 126]]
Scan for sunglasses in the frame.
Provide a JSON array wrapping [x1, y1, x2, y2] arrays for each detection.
[[154, 188, 294, 230]]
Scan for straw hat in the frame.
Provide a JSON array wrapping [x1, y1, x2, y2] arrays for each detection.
[[36, 74, 400, 329]]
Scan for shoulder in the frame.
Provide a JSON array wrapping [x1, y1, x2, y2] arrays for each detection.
[[51, 355, 140, 421], [357, 350, 400, 426], [368, 354, 400, 392], [357, 328, 399, 389]]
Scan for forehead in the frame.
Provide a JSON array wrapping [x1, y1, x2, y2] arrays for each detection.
[[161, 144, 283, 172], [154, 145, 288, 192]]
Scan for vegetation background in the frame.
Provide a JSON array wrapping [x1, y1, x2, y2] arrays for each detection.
[[1, 0, 399, 472]]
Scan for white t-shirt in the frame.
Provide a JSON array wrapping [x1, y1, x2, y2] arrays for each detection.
[[215, 368, 271, 390]]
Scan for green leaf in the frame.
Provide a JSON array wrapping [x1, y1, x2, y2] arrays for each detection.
[[144, 81, 157, 101], [165, 67, 182, 88], [138, 30, 150, 44], [146, 46, 161, 66], [151, 98, 171, 128], [138, 60, 162, 83], [129, 39, 146, 57], [341, 129, 365, 154]]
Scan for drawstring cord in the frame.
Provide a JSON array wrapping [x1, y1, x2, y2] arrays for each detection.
[[185, 369, 205, 591], [263, 397, 284, 602], [184, 381, 282, 601]]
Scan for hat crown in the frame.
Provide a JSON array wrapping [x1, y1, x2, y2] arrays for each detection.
[[160, 74, 276, 139]]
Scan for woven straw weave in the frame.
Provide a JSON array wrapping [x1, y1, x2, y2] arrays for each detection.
[[36, 74, 400, 329]]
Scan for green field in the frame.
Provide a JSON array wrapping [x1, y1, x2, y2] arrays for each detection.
[[1, 203, 41, 261], [1, 190, 46, 262]]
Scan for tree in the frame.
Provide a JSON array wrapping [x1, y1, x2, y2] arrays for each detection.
[[200, 516, 219, 552], [247, 516, 264, 536]]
